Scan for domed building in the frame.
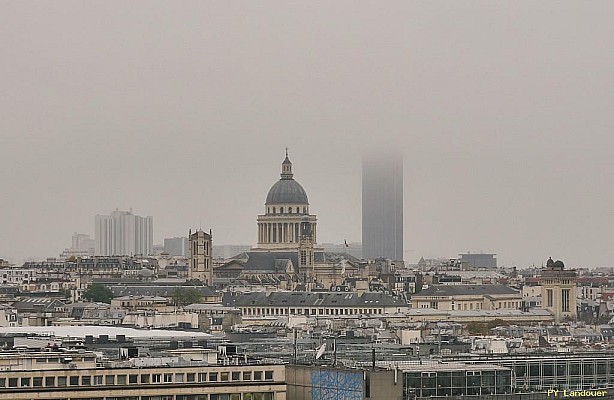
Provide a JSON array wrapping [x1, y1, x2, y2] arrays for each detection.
[[255, 152, 318, 251], [215, 151, 362, 291]]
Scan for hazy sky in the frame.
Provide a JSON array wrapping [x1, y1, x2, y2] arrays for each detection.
[[2, 2, 614, 268]]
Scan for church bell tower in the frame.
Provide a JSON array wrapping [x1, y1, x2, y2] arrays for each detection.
[[298, 216, 315, 286]]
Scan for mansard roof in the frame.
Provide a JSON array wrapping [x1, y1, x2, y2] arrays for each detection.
[[414, 284, 520, 298], [224, 291, 406, 308]]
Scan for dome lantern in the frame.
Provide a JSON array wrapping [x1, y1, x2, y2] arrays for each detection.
[[281, 147, 293, 179]]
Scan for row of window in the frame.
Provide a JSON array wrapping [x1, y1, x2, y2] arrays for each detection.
[[404, 370, 512, 397], [267, 206, 307, 214], [542, 279, 574, 285], [243, 307, 384, 316], [46, 394, 274, 400], [420, 301, 521, 310], [0, 370, 275, 389], [510, 359, 613, 378]]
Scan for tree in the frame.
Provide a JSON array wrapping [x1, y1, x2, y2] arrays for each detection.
[[82, 284, 114, 304], [172, 287, 203, 306], [466, 318, 512, 335]]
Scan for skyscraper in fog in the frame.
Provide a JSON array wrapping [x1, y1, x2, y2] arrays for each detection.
[[95, 209, 153, 256], [362, 152, 403, 261], [164, 237, 188, 257]]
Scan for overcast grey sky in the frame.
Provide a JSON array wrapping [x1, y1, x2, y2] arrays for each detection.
[[1, 2, 613, 268]]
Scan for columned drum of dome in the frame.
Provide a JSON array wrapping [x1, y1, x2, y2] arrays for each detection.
[[254, 153, 318, 251]]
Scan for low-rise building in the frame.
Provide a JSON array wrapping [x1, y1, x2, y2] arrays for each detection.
[[411, 284, 522, 311], [0, 349, 286, 400], [111, 295, 172, 311], [226, 291, 408, 319]]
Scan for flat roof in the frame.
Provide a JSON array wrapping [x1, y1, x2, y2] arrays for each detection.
[[389, 361, 509, 372], [0, 326, 212, 339]]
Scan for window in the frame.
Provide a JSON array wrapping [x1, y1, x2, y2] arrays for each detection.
[[152, 374, 161, 383], [81, 376, 91, 386], [243, 371, 252, 381], [117, 375, 127, 385], [45, 376, 55, 387], [33, 377, 43, 387], [129, 374, 138, 384], [254, 371, 263, 381], [209, 372, 218, 381], [175, 373, 184, 383], [164, 374, 173, 383], [187, 373, 196, 382], [232, 371, 241, 381], [199, 373, 207, 382], [265, 371, 274, 381], [562, 289, 570, 312], [8, 378, 18, 388], [546, 289, 553, 307], [59, 377, 68, 387], [221, 372, 229, 381]]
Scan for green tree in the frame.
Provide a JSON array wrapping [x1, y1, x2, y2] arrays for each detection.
[[172, 287, 203, 306], [466, 319, 511, 335], [83, 284, 114, 304]]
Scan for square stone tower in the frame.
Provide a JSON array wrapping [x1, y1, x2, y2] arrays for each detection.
[[540, 257, 577, 322], [188, 229, 213, 286]]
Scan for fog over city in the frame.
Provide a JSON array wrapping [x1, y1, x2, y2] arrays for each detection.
[[2, 2, 614, 267]]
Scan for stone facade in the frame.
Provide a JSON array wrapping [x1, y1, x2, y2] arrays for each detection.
[[188, 229, 213, 285]]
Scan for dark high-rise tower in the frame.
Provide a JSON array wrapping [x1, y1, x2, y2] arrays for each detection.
[[362, 152, 403, 261]]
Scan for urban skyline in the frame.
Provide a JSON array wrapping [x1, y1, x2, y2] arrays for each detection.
[[2, 3, 614, 399], [3, 2, 614, 269]]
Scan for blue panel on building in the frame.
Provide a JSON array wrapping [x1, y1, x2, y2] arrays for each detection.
[[311, 370, 363, 400]]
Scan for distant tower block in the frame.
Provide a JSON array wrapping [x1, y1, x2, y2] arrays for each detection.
[[189, 229, 213, 285], [362, 151, 403, 261], [541, 257, 577, 323]]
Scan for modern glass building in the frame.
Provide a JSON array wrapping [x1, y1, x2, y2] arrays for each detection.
[[465, 353, 614, 392], [400, 362, 512, 398]]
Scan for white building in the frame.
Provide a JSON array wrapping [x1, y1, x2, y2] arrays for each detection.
[[0, 267, 36, 287], [94, 209, 153, 256]]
